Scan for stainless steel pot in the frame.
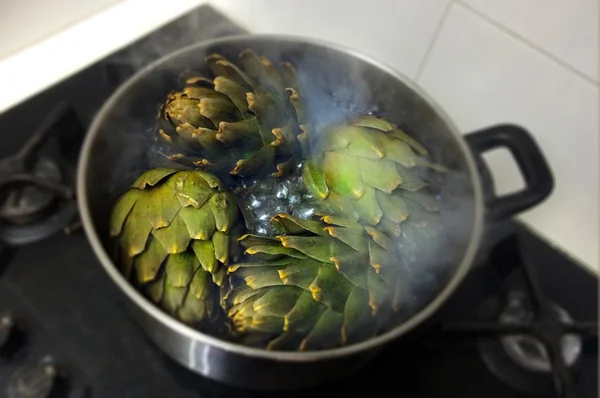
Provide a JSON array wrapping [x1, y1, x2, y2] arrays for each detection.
[[77, 35, 553, 390]]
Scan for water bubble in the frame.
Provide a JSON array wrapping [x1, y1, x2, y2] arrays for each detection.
[[256, 226, 268, 235], [236, 164, 312, 236], [274, 205, 285, 213], [295, 206, 315, 219], [275, 183, 289, 200]]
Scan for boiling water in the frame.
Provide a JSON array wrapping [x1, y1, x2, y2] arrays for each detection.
[[236, 161, 316, 236]]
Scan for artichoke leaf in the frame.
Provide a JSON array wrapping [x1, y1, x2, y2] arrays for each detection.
[[120, 205, 153, 257], [389, 127, 428, 156], [351, 115, 394, 132], [382, 136, 418, 167], [286, 88, 306, 124], [212, 230, 229, 264], [364, 226, 392, 251], [134, 236, 168, 284], [251, 286, 301, 317], [213, 76, 249, 115], [308, 262, 354, 312], [233, 267, 282, 289], [375, 190, 408, 224], [323, 151, 365, 199], [206, 54, 254, 89], [273, 156, 297, 178], [323, 226, 368, 253], [377, 217, 402, 238], [352, 187, 383, 226], [342, 287, 376, 345], [190, 240, 217, 273], [328, 245, 369, 290], [279, 62, 299, 89], [299, 309, 343, 351], [137, 182, 181, 229], [110, 189, 140, 236], [199, 97, 241, 126], [231, 144, 275, 176], [277, 235, 341, 263], [359, 158, 403, 194], [270, 213, 327, 236], [178, 205, 215, 240], [216, 119, 262, 149], [151, 214, 192, 254], [277, 258, 322, 288], [132, 168, 178, 189], [247, 92, 287, 135], [178, 268, 213, 324], [208, 193, 238, 232], [302, 158, 329, 199]]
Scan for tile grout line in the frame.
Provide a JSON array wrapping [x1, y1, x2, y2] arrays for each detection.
[[413, 0, 454, 83], [456, 0, 599, 87]]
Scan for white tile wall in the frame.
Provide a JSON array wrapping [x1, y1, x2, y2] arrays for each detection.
[[461, 0, 598, 81], [0, 0, 122, 60], [211, 0, 450, 78], [417, 4, 598, 270], [212, 0, 599, 271]]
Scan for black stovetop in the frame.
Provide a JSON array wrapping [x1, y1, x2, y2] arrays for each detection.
[[0, 5, 597, 398], [0, 222, 597, 398]]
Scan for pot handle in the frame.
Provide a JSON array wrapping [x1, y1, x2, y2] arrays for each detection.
[[464, 124, 553, 221]]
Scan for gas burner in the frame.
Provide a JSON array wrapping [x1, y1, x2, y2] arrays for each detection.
[[498, 292, 581, 373], [7, 359, 57, 398], [0, 103, 81, 246], [443, 235, 597, 398], [0, 157, 64, 225], [476, 291, 585, 395]]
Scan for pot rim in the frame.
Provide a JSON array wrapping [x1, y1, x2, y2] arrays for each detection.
[[77, 33, 485, 361]]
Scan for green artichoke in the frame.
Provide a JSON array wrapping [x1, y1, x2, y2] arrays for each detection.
[[303, 115, 445, 255], [225, 214, 409, 351], [109, 168, 245, 330], [112, 46, 452, 353], [158, 49, 309, 179], [223, 115, 447, 350]]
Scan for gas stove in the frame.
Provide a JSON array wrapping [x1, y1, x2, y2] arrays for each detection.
[[0, 5, 597, 398]]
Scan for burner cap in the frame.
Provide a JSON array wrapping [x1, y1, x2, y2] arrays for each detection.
[[478, 291, 583, 394], [0, 157, 63, 225], [500, 292, 581, 372]]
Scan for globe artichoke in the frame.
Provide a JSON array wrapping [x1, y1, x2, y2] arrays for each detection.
[[222, 116, 447, 350], [302, 115, 445, 259], [225, 213, 411, 351], [158, 49, 309, 179], [109, 168, 245, 331]]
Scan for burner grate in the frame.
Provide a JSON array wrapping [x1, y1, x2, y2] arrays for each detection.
[[443, 235, 598, 398], [0, 103, 81, 246]]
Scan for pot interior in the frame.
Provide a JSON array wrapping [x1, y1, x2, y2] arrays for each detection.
[[81, 35, 481, 348]]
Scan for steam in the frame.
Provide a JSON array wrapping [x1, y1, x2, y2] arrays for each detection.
[[286, 47, 474, 324], [295, 53, 376, 131], [93, 19, 475, 342]]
